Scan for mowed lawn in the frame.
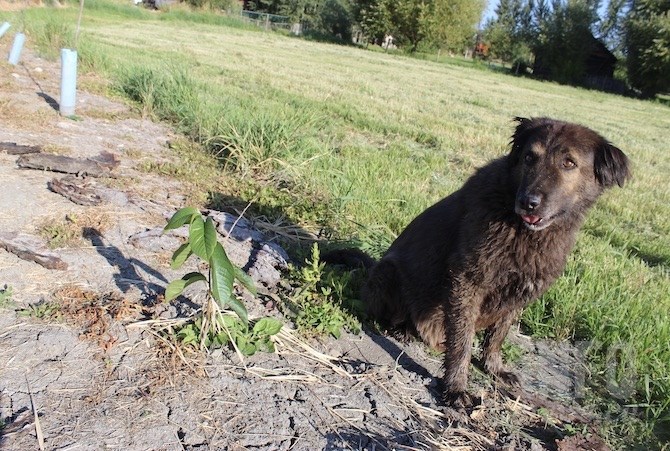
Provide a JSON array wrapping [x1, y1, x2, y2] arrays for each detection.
[[7, 0, 670, 435]]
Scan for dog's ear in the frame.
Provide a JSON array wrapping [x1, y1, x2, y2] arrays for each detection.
[[510, 117, 545, 163], [594, 141, 630, 188]]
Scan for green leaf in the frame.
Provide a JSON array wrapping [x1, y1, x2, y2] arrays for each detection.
[[210, 242, 234, 304], [227, 297, 249, 325], [221, 314, 240, 331], [215, 331, 230, 347], [190, 216, 218, 260], [234, 267, 257, 296], [164, 272, 207, 302], [253, 317, 282, 336], [164, 207, 199, 231], [241, 343, 257, 356], [258, 338, 275, 353], [177, 324, 199, 346], [210, 243, 249, 324], [329, 324, 341, 339], [203, 217, 218, 259], [170, 242, 192, 269], [236, 335, 257, 356]]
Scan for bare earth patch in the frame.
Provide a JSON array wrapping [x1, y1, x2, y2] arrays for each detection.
[[0, 48, 606, 450]]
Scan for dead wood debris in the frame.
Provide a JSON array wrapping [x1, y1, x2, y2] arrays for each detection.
[[16, 151, 120, 177], [48, 175, 103, 206], [0, 231, 68, 270], [0, 142, 41, 155]]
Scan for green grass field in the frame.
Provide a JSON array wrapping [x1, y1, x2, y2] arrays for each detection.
[[3, 0, 669, 445]]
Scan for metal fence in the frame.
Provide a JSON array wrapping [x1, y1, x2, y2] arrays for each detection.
[[240, 10, 290, 31]]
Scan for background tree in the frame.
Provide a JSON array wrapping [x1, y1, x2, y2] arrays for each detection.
[[534, 0, 598, 83], [625, 0, 670, 97], [353, 0, 393, 44], [483, 0, 532, 70], [422, 0, 485, 54]]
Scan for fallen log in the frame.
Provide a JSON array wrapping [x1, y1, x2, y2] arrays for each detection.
[[16, 151, 119, 177], [0, 232, 68, 270]]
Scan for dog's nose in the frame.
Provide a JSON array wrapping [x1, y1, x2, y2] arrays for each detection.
[[520, 193, 542, 211]]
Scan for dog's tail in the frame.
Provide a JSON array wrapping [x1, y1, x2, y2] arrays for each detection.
[[321, 248, 376, 270]]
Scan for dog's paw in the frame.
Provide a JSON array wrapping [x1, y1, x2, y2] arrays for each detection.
[[444, 390, 475, 410], [442, 405, 470, 425], [498, 370, 521, 387]]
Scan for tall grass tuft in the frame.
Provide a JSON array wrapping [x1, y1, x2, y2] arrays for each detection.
[[26, 18, 75, 59], [115, 66, 202, 132]]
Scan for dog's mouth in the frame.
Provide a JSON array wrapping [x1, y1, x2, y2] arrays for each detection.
[[517, 211, 559, 231], [519, 214, 549, 231]]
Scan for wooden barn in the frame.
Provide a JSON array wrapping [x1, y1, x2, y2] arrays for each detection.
[[533, 34, 619, 90]]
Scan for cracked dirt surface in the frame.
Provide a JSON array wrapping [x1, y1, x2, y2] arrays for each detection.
[[0, 47, 603, 450]]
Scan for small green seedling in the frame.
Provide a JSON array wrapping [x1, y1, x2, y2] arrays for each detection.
[[164, 207, 255, 323], [164, 207, 282, 354]]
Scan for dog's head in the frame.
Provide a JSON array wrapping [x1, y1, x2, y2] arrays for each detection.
[[509, 117, 630, 231]]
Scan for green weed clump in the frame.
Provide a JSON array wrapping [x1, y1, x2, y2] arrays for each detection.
[[0, 286, 14, 309], [284, 244, 362, 339], [175, 314, 282, 355]]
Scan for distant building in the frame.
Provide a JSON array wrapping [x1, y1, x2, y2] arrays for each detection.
[[533, 34, 623, 92]]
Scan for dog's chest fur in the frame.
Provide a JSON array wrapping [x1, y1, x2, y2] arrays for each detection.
[[470, 219, 577, 327]]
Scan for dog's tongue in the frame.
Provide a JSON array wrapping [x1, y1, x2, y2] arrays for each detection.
[[521, 215, 542, 225]]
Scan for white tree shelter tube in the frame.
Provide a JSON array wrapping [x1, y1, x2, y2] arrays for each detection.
[[0, 22, 10, 39], [60, 49, 78, 116], [8, 32, 25, 65]]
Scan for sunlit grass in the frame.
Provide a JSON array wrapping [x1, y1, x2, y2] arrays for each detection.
[[2, 1, 669, 444]]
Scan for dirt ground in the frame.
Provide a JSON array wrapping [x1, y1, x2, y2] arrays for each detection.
[[0, 49, 607, 450]]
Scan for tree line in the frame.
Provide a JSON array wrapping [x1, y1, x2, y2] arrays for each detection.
[[240, 0, 668, 98], [244, 0, 485, 52], [483, 0, 669, 97]]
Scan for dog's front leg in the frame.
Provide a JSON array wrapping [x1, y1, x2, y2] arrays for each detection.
[[442, 292, 478, 409], [482, 308, 522, 387]]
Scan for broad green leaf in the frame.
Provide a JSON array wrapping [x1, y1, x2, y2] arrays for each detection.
[[234, 267, 257, 296], [203, 217, 218, 259], [210, 243, 249, 324], [210, 243, 234, 304], [241, 343, 257, 356], [164, 207, 199, 231], [253, 317, 282, 336], [170, 242, 192, 269], [189, 216, 206, 260], [190, 216, 218, 260], [236, 335, 256, 356], [221, 314, 239, 330], [227, 296, 249, 325], [164, 272, 206, 302]]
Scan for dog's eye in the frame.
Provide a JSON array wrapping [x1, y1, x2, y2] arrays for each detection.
[[523, 153, 535, 165], [563, 158, 577, 169]]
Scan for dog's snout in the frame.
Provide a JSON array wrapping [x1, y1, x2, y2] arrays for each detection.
[[519, 193, 542, 211]]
